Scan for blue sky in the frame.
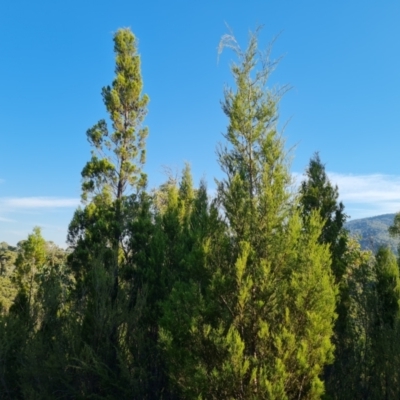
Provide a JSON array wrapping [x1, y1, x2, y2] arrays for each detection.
[[1, 1, 400, 246]]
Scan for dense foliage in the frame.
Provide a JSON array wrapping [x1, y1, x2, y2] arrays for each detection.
[[1, 27, 400, 399]]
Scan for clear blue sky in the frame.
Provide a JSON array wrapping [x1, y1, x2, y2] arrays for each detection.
[[1, 0, 400, 246]]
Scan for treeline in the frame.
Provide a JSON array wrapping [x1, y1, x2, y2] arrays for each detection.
[[1, 28, 400, 399]]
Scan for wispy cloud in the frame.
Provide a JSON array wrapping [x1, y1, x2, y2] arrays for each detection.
[[294, 172, 400, 220], [0, 197, 80, 247], [327, 173, 400, 220], [327, 174, 400, 201], [1, 175, 399, 224], [0, 216, 16, 222], [0, 197, 80, 209]]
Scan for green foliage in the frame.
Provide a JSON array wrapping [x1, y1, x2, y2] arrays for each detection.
[[68, 26, 150, 293], [325, 238, 376, 399], [158, 168, 220, 399], [0, 243, 18, 311], [81, 28, 149, 203], [16, 262, 74, 399], [64, 28, 170, 397], [214, 29, 336, 400], [389, 211, 400, 238], [300, 152, 347, 282], [0, 242, 16, 276], [326, 241, 400, 399], [0, 276, 17, 312], [0, 229, 70, 399], [367, 247, 400, 399], [14, 227, 47, 308], [374, 247, 400, 327], [160, 29, 337, 399], [299, 153, 353, 399], [5, 25, 400, 400]]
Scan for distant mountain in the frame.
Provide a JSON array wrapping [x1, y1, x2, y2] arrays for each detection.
[[345, 213, 399, 254]]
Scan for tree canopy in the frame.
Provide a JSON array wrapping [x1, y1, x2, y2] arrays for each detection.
[[0, 26, 399, 400]]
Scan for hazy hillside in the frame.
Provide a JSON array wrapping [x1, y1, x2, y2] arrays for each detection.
[[346, 213, 399, 254]]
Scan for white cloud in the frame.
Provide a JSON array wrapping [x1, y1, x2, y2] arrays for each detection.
[[0, 197, 80, 209], [0, 216, 15, 222], [294, 172, 400, 220], [1, 174, 399, 223], [328, 173, 400, 201], [327, 173, 400, 220]]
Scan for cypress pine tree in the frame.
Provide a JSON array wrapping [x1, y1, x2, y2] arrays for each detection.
[[81, 28, 149, 204], [214, 31, 337, 399], [14, 227, 47, 308], [299, 153, 350, 397], [327, 242, 400, 400], [65, 28, 151, 397], [17, 261, 73, 398], [68, 27, 149, 280], [160, 29, 337, 399], [369, 247, 400, 399], [297, 155, 400, 399], [0, 229, 71, 399], [0, 229, 45, 399], [299, 152, 347, 282], [159, 167, 220, 399]]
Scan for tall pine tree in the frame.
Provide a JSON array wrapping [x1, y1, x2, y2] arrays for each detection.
[[160, 29, 337, 399], [66, 28, 151, 397], [299, 152, 347, 282]]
